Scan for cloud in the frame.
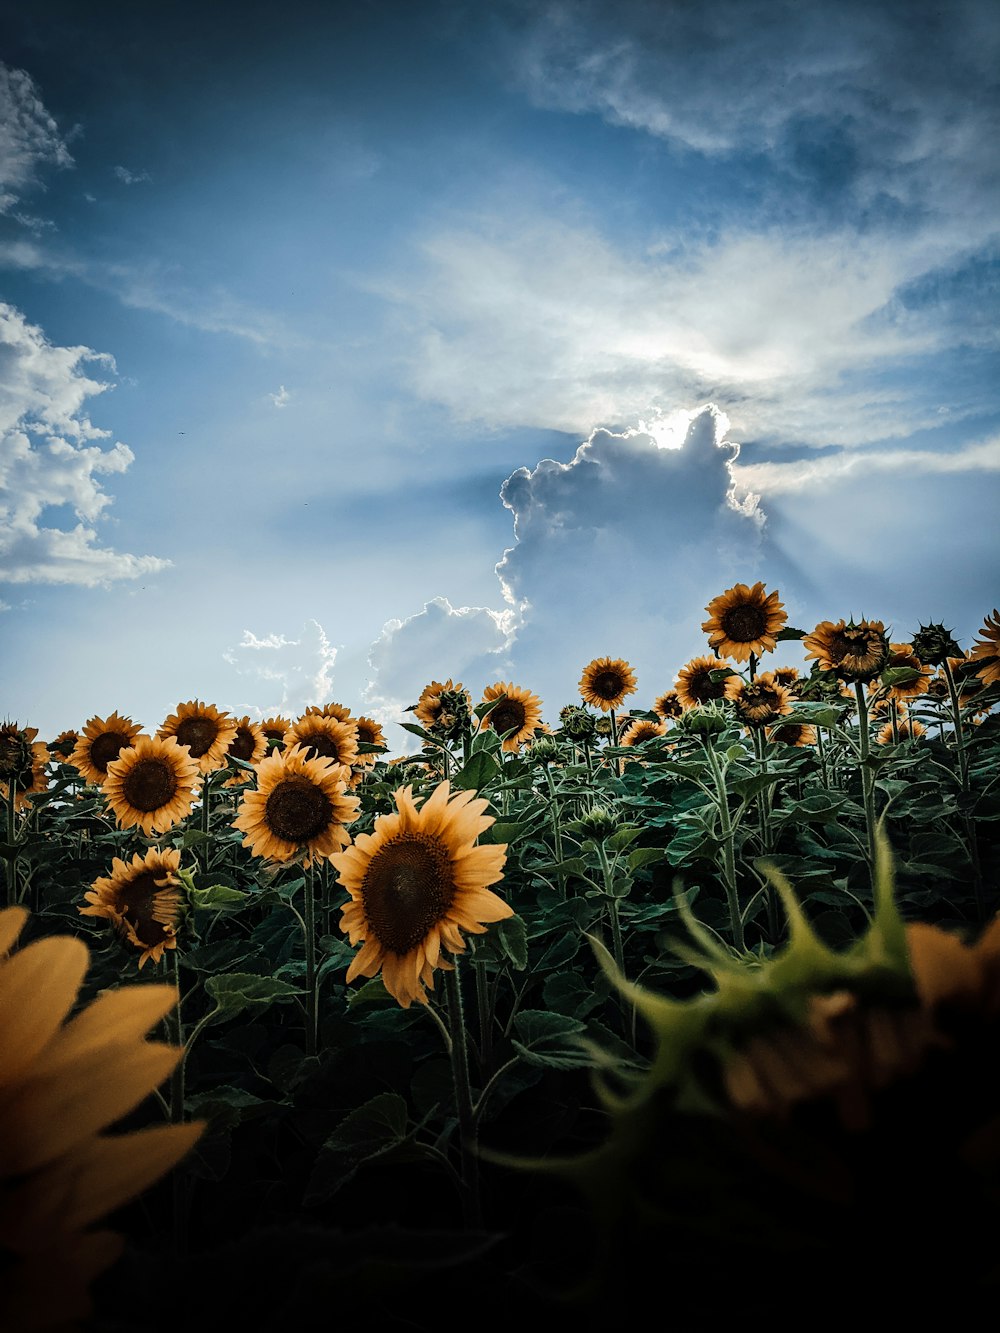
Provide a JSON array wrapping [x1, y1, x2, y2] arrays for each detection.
[[223, 619, 339, 719], [268, 385, 291, 408], [0, 62, 73, 215], [493, 405, 772, 710], [735, 435, 1000, 494], [0, 303, 169, 586], [113, 165, 150, 185], [364, 597, 515, 738]]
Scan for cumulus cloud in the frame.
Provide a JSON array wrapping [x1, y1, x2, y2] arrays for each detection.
[[113, 165, 150, 185], [364, 597, 515, 738], [0, 303, 169, 586], [268, 385, 291, 408], [223, 619, 339, 719], [0, 62, 73, 215]]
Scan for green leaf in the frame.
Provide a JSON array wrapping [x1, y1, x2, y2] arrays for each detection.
[[189, 884, 250, 912], [608, 825, 643, 851], [627, 847, 665, 871], [511, 1009, 591, 1070], [181, 828, 211, 848], [204, 973, 301, 1022], [346, 975, 394, 1007], [776, 626, 807, 641], [304, 1093, 411, 1204], [450, 750, 500, 792], [495, 914, 528, 970]]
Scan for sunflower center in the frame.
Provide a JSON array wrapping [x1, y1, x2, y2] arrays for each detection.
[[265, 777, 333, 842], [721, 604, 767, 643], [175, 717, 219, 757], [90, 730, 132, 772], [593, 672, 624, 699], [298, 731, 343, 762], [361, 835, 455, 955], [490, 700, 527, 736], [119, 871, 177, 946], [122, 759, 178, 811], [690, 671, 724, 703], [230, 728, 257, 761]]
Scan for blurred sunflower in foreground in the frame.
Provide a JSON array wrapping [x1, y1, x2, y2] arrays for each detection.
[[534, 834, 1000, 1318], [0, 907, 201, 1332]]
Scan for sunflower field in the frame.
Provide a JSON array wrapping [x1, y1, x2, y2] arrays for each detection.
[[3, 591, 1000, 1330]]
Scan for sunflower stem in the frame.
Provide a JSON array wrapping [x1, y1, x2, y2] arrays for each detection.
[[609, 708, 621, 776], [4, 783, 18, 908], [703, 736, 745, 951], [751, 727, 778, 941], [443, 960, 481, 1228], [853, 682, 879, 891], [302, 861, 318, 1057], [542, 765, 567, 898], [941, 658, 986, 921], [199, 771, 212, 877]]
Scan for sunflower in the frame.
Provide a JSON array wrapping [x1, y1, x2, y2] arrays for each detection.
[[479, 682, 545, 752], [69, 712, 144, 786], [870, 643, 932, 701], [0, 905, 202, 1333], [353, 716, 387, 767], [222, 716, 267, 785], [702, 582, 787, 662], [80, 847, 186, 968], [724, 674, 794, 728], [260, 715, 292, 750], [770, 666, 800, 692], [48, 729, 80, 760], [802, 618, 889, 683], [0, 723, 49, 812], [284, 714, 359, 768], [102, 735, 200, 836], [877, 717, 927, 745], [303, 701, 354, 722], [332, 782, 511, 1009], [619, 718, 667, 750], [674, 655, 736, 709], [232, 744, 359, 866], [157, 700, 237, 775], [579, 658, 638, 712], [652, 690, 683, 722], [969, 609, 1000, 686], [765, 721, 817, 747]]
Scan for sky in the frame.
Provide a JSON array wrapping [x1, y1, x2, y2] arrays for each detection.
[[2, 0, 998, 751]]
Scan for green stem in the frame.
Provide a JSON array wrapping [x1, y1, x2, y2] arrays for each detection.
[[703, 738, 745, 951], [542, 766, 567, 898], [752, 727, 778, 941], [942, 659, 986, 921], [609, 708, 620, 777], [4, 784, 18, 908], [303, 862, 318, 1057], [853, 682, 879, 890], [443, 961, 481, 1228]]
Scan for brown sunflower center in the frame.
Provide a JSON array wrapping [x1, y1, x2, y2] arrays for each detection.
[[720, 603, 769, 643], [90, 730, 132, 772], [264, 777, 333, 842], [230, 727, 257, 761], [298, 731, 344, 762], [490, 699, 527, 736], [361, 835, 455, 955], [174, 716, 220, 757], [118, 871, 178, 946], [592, 671, 624, 699], [689, 671, 724, 703], [122, 758, 178, 811]]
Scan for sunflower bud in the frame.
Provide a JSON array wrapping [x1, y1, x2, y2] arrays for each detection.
[[676, 701, 731, 737], [559, 705, 598, 742], [575, 805, 620, 841], [910, 622, 963, 666], [526, 735, 562, 766]]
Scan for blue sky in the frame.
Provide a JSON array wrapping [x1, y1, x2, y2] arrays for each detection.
[[2, 0, 998, 749]]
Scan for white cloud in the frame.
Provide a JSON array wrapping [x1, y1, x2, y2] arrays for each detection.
[[223, 619, 339, 719], [0, 62, 73, 215], [363, 597, 515, 739], [268, 385, 291, 408], [113, 165, 150, 185], [0, 303, 170, 587], [735, 435, 1000, 494]]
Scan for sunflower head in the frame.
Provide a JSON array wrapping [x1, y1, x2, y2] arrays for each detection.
[[69, 712, 144, 785], [332, 782, 511, 1008], [47, 729, 80, 760], [652, 690, 683, 722], [303, 701, 354, 723], [260, 715, 292, 749], [579, 657, 638, 712], [877, 717, 927, 745], [0, 723, 49, 810], [675, 655, 737, 709], [103, 734, 201, 836], [223, 716, 267, 785], [619, 718, 667, 751], [157, 700, 237, 774], [870, 643, 933, 701], [353, 716, 388, 766], [81, 847, 187, 968], [285, 714, 360, 768], [232, 743, 359, 866], [910, 621, 963, 666], [479, 683, 545, 752], [765, 721, 817, 747], [724, 674, 794, 728], [558, 705, 599, 742], [702, 581, 787, 662], [969, 609, 1000, 686], [802, 618, 890, 683]]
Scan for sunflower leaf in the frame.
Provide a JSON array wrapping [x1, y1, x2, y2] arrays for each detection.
[[776, 626, 807, 640], [190, 884, 250, 912], [450, 750, 500, 792], [511, 1010, 591, 1070], [305, 1092, 412, 1203], [204, 972, 302, 1022]]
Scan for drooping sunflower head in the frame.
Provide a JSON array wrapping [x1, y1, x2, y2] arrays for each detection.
[[910, 621, 963, 666], [48, 729, 80, 760], [69, 711, 144, 785], [157, 700, 237, 774], [701, 581, 787, 662], [223, 716, 267, 785], [285, 714, 360, 768], [765, 721, 817, 747], [332, 782, 511, 1009], [479, 682, 545, 752], [802, 618, 889, 683], [579, 657, 638, 712], [652, 690, 683, 722], [724, 674, 794, 728], [81, 847, 186, 968], [353, 716, 387, 766], [103, 735, 201, 836], [0, 723, 49, 811], [969, 609, 1000, 686], [232, 743, 360, 865], [869, 643, 933, 701], [558, 705, 599, 743], [412, 680, 475, 742], [675, 655, 737, 709]]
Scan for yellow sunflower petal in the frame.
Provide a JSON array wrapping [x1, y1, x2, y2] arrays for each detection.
[[0, 937, 89, 1089]]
